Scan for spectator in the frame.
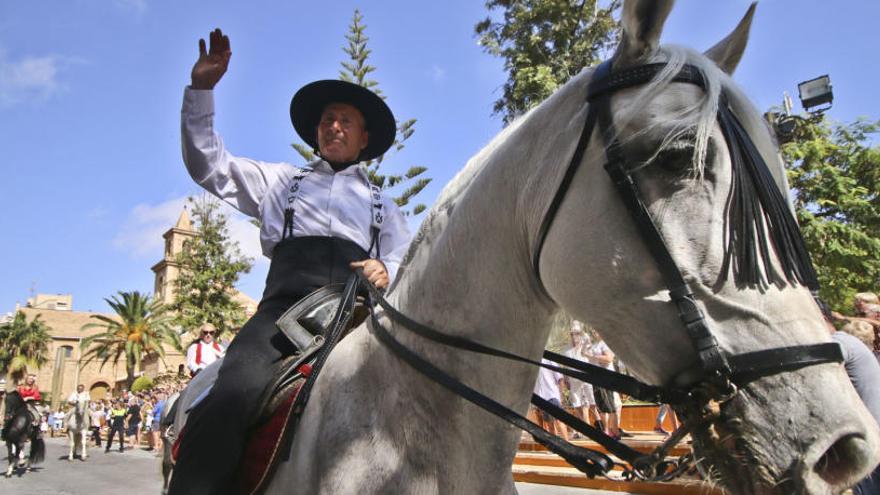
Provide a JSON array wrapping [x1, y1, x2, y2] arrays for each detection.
[[654, 404, 680, 436], [126, 397, 142, 449], [151, 392, 166, 454], [533, 358, 569, 441], [52, 408, 65, 436], [585, 336, 622, 439], [562, 322, 600, 436], [90, 402, 105, 447]]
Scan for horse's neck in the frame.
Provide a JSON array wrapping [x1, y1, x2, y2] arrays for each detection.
[[390, 157, 557, 414]]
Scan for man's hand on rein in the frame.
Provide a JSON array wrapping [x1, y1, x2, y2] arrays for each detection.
[[350, 259, 389, 289]]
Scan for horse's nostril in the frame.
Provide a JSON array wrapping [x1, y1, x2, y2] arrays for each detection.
[[813, 434, 867, 486]]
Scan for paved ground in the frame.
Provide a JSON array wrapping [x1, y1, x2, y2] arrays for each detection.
[[1, 437, 627, 494]]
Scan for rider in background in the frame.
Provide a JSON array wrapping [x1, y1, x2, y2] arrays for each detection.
[[67, 384, 91, 405], [185, 323, 225, 377], [17, 374, 42, 431]]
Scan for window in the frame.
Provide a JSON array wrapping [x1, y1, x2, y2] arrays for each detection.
[[60, 345, 73, 358]]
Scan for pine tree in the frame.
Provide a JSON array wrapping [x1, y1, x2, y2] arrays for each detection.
[[292, 9, 431, 216], [171, 195, 253, 339], [475, 0, 622, 125]]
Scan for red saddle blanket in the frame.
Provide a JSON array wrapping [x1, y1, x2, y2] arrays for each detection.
[[172, 382, 303, 495]]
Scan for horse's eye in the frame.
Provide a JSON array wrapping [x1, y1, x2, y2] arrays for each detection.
[[655, 141, 695, 172]]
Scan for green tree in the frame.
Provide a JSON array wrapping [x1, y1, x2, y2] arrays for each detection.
[[80, 291, 179, 389], [781, 116, 880, 311], [475, 0, 622, 125], [0, 311, 52, 387], [171, 195, 253, 338], [293, 9, 431, 216]]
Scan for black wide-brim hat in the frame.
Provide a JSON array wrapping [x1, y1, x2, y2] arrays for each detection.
[[290, 79, 396, 162]]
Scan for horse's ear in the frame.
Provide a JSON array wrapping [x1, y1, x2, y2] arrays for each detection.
[[613, 0, 675, 67], [704, 3, 756, 75]]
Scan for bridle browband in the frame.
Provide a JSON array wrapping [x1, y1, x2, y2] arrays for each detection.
[[361, 59, 843, 481]]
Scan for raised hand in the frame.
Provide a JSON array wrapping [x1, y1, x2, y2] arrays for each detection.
[[191, 28, 231, 90]]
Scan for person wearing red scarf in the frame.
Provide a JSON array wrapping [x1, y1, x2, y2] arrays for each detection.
[[185, 323, 226, 377]]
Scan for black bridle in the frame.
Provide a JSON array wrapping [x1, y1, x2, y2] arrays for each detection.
[[362, 59, 843, 481]]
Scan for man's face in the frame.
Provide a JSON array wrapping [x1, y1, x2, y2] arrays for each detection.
[[200, 325, 215, 343], [316, 103, 369, 164], [77, 385, 84, 393]]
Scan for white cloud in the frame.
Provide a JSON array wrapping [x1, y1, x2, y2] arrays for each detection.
[[114, 197, 188, 258], [429, 64, 447, 83], [114, 0, 147, 14], [0, 50, 65, 105], [113, 196, 265, 264]]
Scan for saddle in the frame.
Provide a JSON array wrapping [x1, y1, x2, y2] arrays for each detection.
[[173, 278, 366, 495]]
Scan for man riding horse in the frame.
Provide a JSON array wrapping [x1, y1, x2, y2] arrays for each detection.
[[168, 28, 411, 494]]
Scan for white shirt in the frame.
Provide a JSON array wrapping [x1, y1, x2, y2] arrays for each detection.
[[186, 340, 226, 373], [533, 358, 563, 401], [181, 88, 411, 283], [587, 341, 615, 371], [67, 390, 90, 403]]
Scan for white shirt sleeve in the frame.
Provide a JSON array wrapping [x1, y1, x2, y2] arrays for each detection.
[[185, 343, 198, 372], [377, 198, 411, 284], [181, 87, 288, 219]]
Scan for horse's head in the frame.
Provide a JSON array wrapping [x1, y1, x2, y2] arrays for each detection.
[[3, 391, 24, 417], [536, 0, 880, 492]]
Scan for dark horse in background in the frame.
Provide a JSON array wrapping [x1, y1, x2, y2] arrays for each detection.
[[2, 391, 45, 477]]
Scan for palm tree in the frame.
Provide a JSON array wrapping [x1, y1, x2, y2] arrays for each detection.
[[0, 311, 53, 388], [80, 291, 180, 389]]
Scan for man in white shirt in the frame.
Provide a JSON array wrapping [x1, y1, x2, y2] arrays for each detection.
[[67, 384, 91, 405], [170, 29, 411, 495], [533, 358, 569, 440], [185, 323, 226, 377]]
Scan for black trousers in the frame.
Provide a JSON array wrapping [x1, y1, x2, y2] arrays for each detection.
[[106, 424, 125, 451], [91, 425, 102, 446], [169, 237, 368, 495]]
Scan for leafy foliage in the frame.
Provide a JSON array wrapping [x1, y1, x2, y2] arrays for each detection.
[[781, 116, 880, 311], [0, 311, 52, 385], [475, 0, 622, 125], [80, 291, 179, 388], [292, 9, 431, 216], [171, 195, 253, 339], [131, 375, 155, 393]]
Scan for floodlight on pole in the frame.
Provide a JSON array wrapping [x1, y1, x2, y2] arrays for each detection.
[[798, 75, 833, 113]]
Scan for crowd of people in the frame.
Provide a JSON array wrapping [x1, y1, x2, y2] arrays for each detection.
[[0, 371, 186, 456], [532, 291, 880, 445]]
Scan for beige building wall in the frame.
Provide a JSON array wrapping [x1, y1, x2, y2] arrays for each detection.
[[6, 208, 256, 408]]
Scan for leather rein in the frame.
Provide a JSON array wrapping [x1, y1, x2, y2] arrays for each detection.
[[360, 60, 843, 481]]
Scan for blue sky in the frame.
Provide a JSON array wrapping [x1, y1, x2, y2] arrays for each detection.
[[1, 0, 878, 315]]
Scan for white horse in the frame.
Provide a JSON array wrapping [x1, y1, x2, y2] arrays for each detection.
[[65, 398, 90, 461], [171, 1, 880, 493]]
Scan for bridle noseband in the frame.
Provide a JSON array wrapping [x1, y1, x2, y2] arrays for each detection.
[[362, 59, 843, 481]]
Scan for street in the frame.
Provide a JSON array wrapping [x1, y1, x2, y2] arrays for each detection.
[[1, 437, 627, 495]]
